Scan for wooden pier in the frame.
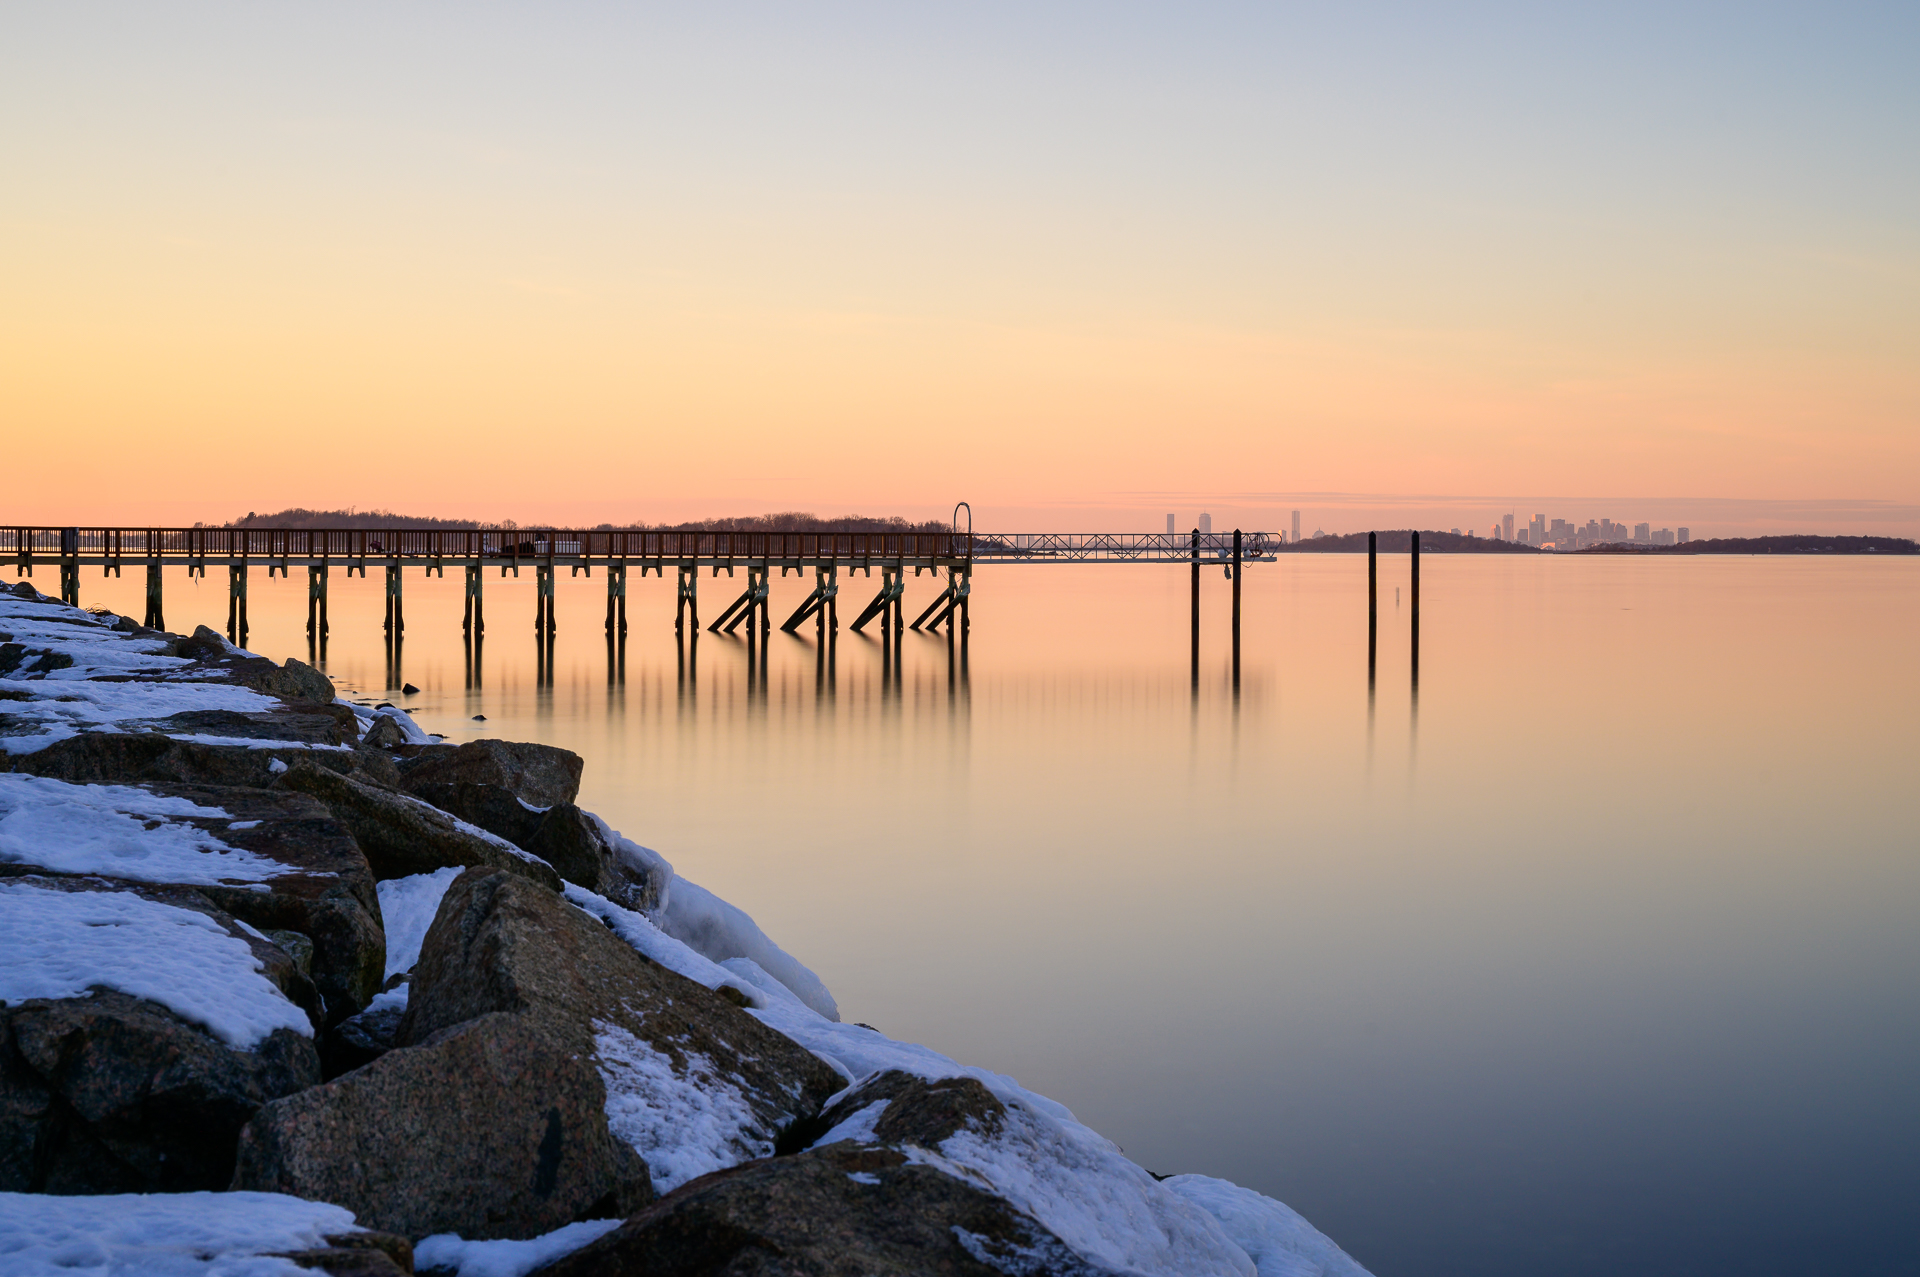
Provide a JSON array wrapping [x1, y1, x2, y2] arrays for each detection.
[[5, 524, 1284, 690]]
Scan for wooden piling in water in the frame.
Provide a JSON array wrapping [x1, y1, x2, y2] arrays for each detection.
[[145, 561, 164, 631], [1411, 530, 1420, 687], [1367, 532, 1377, 692], [1190, 529, 1200, 687], [1232, 528, 1242, 685]]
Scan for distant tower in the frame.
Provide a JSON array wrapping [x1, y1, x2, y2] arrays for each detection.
[[1199, 513, 1213, 535], [1503, 512, 1514, 542], [1167, 513, 1175, 535], [1678, 527, 1691, 544], [1291, 510, 1301, 543]]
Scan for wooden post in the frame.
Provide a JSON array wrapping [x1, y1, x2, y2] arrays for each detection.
[[1190, 528, 1200, 688], [145, 561, 164, 631], [1411, 530, 1420, 689], [1231, 528, 1242, 688], [1367, 531, 1377, 693]]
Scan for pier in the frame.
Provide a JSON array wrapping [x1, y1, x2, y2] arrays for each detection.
[[5, 524, 1284, 685]]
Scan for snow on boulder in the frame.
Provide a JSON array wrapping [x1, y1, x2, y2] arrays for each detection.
[[1165, 1175, 1375, 1277], [0, 878, 315, 1049]]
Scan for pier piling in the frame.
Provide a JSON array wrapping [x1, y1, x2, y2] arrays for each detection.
[[1232, 529, 1242, 688], [1368, 532, 1377, 693], [1190, 529, 1200, 688], [1411, 530, 1420, 689], [145, 561, 164, 631]]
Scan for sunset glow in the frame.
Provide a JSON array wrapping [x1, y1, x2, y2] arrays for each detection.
[[4, 5, 1915, 536]]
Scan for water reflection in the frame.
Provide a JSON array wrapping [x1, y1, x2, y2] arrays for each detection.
[[60, 557, 1920, 1277]]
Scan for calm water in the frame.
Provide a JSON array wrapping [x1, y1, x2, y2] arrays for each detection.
[[75, 554, 1920, 1276]]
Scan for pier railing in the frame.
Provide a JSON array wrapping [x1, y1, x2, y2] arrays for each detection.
[[4, 527, 975, 566]]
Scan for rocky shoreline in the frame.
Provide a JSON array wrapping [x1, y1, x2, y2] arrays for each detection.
[[0, 580, 1371, 1276]]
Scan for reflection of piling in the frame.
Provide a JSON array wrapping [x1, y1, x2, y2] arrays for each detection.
[[1190, 529, 1200, 688], [1231, 529, 1242, 690], [1411, 530, 1420, 689]]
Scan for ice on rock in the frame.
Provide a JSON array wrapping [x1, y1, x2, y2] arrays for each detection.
[[413, 1218, 623, 1277], [1166, 1175, 1374, 1277]]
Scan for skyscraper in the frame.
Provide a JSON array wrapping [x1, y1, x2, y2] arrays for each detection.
[[1678, 527, 1691, 544], [1199, 513, 1213, 534], [1502, 512, 1514, 542], [1166, 514, 1175, 535], [1291, 510, 1301, 543]]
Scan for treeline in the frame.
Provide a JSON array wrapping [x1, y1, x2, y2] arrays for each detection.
[[223, 508, 951, 534], [1280, 530, 1540, 553], [1579, 535, 1917, 555]]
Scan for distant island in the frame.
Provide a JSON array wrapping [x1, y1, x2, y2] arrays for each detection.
[[1577, 535, 1917, 555], [222, 508, 952, 535]]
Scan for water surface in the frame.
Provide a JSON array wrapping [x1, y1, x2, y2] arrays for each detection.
[[75, 555, 1920, 1276]]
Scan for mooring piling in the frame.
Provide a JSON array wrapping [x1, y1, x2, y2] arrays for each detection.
[[1411, 530, 1421, 689], [1367, 531, 1378, 694], [145, 560, 164, 631], [1190, 529, 1201, 688], [1231, 529, 1242, 688]]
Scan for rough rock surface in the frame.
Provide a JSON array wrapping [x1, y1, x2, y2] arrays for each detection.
[[275, 761, 562, 890], [395, 739, 584, 808], [792, 1069, 1010, 1153], [10, 731, 362, 789], [531, 1142, 1114, 1277], [233, 1011, 652, 1240], [0, 878, 321, 1193], [399, 869, 844, 1155], [403, 781, 616, 893]]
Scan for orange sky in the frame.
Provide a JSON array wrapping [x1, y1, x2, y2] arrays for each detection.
[[4, 6, 1916, 536]]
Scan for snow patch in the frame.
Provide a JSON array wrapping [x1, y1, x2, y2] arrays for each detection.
[[376, 866, 464, 979], [0, 880, 313, 1047], [413, 1219, 622, 1277], [0, 773, 294, 886], [592, 1017, 769, 1193], [0, 1190, 357, 1277]]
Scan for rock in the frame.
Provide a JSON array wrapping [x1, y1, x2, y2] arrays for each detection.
[[275, 1231, 414, 1275], [10, 731, 362, 789], [278, 658, 337, 704], [395, 739, 583, 808], [401, 870, 842, 1190], [530, 1142, 1112, 1277], [266, 929, 317, 980], [9, 581, 36, 598], [824, 1070, 1008, 1148], [146, 706, 361, 748], [0, 879, 321, 1193], [472, 714, 486, 721], [323, 991, 408, 1079], [360, 716, 412, 752], [233, 1011, 653, 1241], [401, 683, 420, 695], [0, 644, 74, 676], [110, 615, 139, 634], [402, 782, 615, 893], [275, 761, 562, 890]]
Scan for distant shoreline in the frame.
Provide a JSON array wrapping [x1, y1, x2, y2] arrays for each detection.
[[1274, 532, 1916, 555]]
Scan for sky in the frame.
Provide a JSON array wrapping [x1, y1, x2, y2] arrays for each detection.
[[3, 2, 1917, 536]]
